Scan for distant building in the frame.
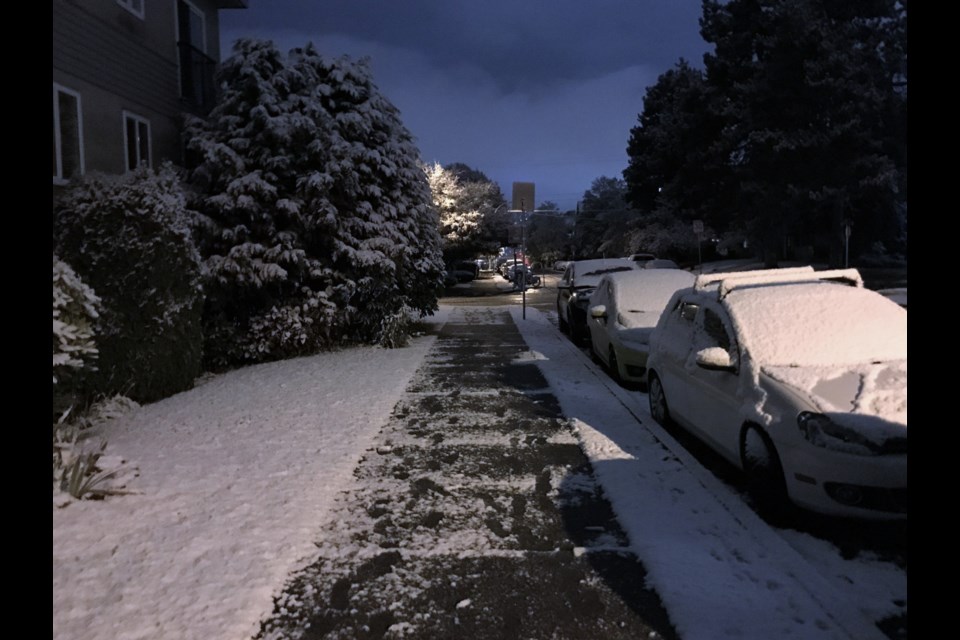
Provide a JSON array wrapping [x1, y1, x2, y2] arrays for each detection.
[[53, 0, 247, 189]]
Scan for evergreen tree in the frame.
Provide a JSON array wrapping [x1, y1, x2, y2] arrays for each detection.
[[622, 1, 906, 266], [525, 201, 571, 265], [573, 177, 633, 257], [700, 0, 907, 264], [623, 59, 734, 232], [186, 39, 443, 367]]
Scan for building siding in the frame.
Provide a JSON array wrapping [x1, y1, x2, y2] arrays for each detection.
[[53, 0, 243, 185], [53, 1, 180, 119]]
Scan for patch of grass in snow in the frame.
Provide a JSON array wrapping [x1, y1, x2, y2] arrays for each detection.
[[53, 395, 139, 502]]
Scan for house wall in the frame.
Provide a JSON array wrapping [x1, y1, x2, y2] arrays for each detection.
[[52, 0, 237, 183]]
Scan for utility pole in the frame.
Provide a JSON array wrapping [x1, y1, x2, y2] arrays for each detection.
[[511, 182, 535, 320], [521, 199, 527, 319]]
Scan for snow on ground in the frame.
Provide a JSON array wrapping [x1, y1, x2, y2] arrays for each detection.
[[53, 300, 904, 640], [53, 319, 446, 640], [510, 306, 905, 640]]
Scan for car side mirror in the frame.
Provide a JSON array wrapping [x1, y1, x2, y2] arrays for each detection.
[[590, 304, 607, 319], [695, 347, 735, 372]]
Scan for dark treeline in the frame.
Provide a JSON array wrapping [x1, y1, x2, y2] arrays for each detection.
[[566, 0, 907, 267]]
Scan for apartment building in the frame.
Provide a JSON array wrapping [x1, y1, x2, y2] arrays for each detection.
[[53, 0, 247, 187]]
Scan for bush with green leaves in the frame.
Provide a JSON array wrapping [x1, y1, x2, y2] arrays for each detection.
[[53, 164, 204, 403]]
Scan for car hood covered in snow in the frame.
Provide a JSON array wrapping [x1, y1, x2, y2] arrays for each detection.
[[762, 360, 907, 449]]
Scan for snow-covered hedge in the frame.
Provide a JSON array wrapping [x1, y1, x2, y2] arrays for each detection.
[[52, 164, 204, 403], [186, 39, 444, 368], [53, 255, 100, 383], [53, 255, 101, 418]]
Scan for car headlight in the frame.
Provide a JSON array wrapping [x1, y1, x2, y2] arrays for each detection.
[[570, 289, 594, 306], [797, 412, 880, 456]]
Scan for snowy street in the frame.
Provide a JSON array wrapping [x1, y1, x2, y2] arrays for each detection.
[[52, 300, 906, 640]]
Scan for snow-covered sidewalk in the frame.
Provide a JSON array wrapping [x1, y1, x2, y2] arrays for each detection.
[[511, 306, 905, 640], [52, 314, 448, 640]]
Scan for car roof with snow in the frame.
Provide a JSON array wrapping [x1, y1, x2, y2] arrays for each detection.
[[679, 268, 907, 367]]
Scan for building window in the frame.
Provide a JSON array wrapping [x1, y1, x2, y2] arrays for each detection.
[[53, 84, 84, 184], [123, 111, 151, 172], [117, 0, 145, 19], [178, 0, 207, 54], [177, 0, 216, 113]]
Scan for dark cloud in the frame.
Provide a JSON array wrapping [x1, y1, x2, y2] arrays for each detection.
[[220, 1, 710, 210]]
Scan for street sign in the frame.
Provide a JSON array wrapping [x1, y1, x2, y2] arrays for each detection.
[[692, 219, 704, 234]]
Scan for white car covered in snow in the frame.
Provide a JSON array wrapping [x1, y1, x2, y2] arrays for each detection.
[[556, 258, 640, 344], [645, 267, 907, 520], [587, 268, 696, 385]]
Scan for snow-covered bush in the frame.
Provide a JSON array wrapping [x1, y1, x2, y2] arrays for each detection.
[[186, 39, 444, 367], [53, 255, 101, 420], [52, 164, 204, 402], [53, 256, 100, 384]]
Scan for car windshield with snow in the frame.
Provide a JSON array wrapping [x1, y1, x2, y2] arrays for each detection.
[[645, 267, 907, 520]]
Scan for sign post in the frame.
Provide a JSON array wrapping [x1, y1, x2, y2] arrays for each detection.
[[844, 223, 852, 269], [693, 219, 704, 274], [512, 183, 535, 320]]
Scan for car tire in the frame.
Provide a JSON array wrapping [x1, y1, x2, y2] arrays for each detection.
[[648, 372, 670, 425], [740, 424, 789, 516], [608, 347, 623, 384]]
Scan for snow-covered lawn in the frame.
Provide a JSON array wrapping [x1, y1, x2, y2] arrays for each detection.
[[53, 310, 451, 640]]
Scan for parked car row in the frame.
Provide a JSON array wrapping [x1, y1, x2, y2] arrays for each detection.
[[556, 258, 640, 343], [554, 260, 908, 521]]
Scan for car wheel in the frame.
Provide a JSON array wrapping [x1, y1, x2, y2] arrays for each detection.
[[648, 372, 670, 425], [608, 347, 623, 384], [740, 425, 788, 515]]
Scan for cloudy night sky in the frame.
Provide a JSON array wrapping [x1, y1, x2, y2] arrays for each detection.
[[219, 1, 712, 212]]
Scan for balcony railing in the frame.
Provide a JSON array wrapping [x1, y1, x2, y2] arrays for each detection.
[[178, 41, 216, 114]]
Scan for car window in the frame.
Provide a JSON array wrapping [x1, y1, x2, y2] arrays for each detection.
[[655, 298, 698, 360], [703, 309, 731, 351]]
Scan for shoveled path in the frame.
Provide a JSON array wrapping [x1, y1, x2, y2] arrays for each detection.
[[255, 306, 677, 639]]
